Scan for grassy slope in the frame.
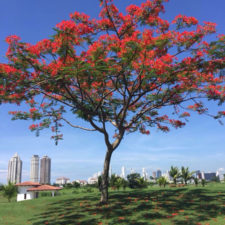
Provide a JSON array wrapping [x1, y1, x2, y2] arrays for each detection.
[[0, 183, 225, 225]]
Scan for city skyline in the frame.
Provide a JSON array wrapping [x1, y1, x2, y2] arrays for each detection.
[[0, 152, 224, 184], [0, 0, 225, 183]]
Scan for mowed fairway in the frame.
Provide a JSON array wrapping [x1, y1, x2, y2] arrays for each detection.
[[1, 183, 225, 225]]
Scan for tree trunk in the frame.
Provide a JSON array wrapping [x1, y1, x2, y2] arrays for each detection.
[[100, 149, 112, 204]]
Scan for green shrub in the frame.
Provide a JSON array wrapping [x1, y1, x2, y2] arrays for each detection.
[[2, 182, 17, 202]]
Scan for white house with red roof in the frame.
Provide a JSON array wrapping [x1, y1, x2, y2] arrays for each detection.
[[16, 181, 62, 201]]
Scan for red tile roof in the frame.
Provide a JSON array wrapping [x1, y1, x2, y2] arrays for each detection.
[[27, 185, 62, 191], [16, 181, 41, 186]]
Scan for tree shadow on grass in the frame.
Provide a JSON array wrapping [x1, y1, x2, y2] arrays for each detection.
[[28, 187, 225, 225]]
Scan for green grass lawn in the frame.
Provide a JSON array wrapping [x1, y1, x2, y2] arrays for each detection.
[[1, 183, 225, 225]]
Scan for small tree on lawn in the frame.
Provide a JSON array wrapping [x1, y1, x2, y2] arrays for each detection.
[[157, 176, 167, 187], [169, 166, 180, 185], [137, 177, 148, 188], [121, 178, 128, 191], [201, 179, 206, 187], [109, 173, 117, 189], [2, 182, 17, 202], [114, 177, 123, 190], [72, 181, 81, 188], [0, 0, 224, 203], [180, 166, 194, 185], [127, 173, 141, 189], [193, 177, 199, 187]]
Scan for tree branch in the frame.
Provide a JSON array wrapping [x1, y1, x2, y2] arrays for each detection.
[[61, 117, 96, 131]]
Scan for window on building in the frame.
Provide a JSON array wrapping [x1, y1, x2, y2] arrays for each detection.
[[24, 194, 27, 200]]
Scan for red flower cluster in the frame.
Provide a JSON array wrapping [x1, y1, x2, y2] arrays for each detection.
[[29, 108, 38, 113], [29, 124, 38, 130], [172, 15, 198, 26]]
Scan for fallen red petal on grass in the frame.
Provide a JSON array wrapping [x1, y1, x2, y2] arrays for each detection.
[[118, 217, 125, 220]]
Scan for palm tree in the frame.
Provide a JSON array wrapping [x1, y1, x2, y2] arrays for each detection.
[[115, 177, 123, 190], [157, 176, 167, 188], [169, 166, 180, 185], [2, 182, 17, 202], [180, 167, 194, 185]]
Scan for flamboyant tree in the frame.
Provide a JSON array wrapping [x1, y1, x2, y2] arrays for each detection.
[[0, 0, 225, 203]]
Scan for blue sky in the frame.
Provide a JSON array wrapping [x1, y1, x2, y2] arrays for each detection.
[[0, 0, 225, 184]]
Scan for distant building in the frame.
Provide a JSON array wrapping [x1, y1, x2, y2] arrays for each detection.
[[88, 172, 100, 184], [156, 169, 162, 178], [216, 168, 225, 181], [75, 180, 88, 186], [88, 177, 98, 184], [142, 168, 148, 180], [55, 177, 70, 186], [121, 166, 126, 179], [203, 172, 217, 181], [7, 153, 22, 184], [201, 172, 205, 180], [30, 155, 39, 182], [40, 156, 51, 184], [193, 170, 202, 179], [152, 171, 156, 179]]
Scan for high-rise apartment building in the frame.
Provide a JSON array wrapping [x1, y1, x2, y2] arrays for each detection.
[[121, 166, 126, 179], [142, 168, 148, 180], [156, 169, 162, 178], [40, 156, 51, 184], [30, 155, 39, 182], [152, 171, 156, 179], [7, 153, 22, 183]]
